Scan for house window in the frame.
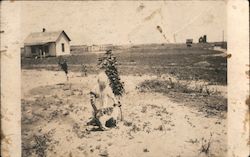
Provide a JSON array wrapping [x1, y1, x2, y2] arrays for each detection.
[[61, 43, 65, 52]]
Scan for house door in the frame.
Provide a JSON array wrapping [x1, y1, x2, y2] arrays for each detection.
[[42, 45, 49, 57]]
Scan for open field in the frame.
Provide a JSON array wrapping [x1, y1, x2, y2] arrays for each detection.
[[22, 47, 227, 85], [21, 47, 227, 157]]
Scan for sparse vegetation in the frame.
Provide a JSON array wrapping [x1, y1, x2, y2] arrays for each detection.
[[199, 133, 213, 155], [137, 79, 227, 117], [58, 58, 69, 81], [22, 47, 227, 85], [21, 46, 227, 157], [22, 131, 54, 157], [81, 64, 88, 77]]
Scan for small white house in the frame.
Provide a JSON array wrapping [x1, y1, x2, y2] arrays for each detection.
[[23, 29, 71, 57]]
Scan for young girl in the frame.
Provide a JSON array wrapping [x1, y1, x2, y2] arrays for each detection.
[[88, 50, 123, 130]]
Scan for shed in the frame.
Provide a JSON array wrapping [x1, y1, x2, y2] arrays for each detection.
[[186, 39, 193, 47], [87, 45, 101, 52], [23, 29, 71, 58]]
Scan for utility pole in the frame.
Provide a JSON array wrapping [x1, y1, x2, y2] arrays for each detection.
[[222, 30, 224, 42], [173, 33, 176, 43]]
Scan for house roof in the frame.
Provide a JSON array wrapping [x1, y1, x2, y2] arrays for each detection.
[[24, 30, 71, 46]]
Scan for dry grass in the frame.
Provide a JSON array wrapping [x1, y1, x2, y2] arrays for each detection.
[[22, 130, 55, 157], [22, 46, 227, 85], [199, 133, 213, 156], [137, 79, 227, 117]]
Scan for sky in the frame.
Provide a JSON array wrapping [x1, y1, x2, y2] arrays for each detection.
[[20, 1, 227, 45]]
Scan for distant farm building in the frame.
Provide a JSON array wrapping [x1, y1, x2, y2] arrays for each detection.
[[23, 29, 71, 58], [70, 45, 88, 55], [100, 44, 113, 51], [186, 39, 193, 47], [87, 45, 100, 52], [212, 42, 227, 50], [198, 35, 207, 43], [87, 44, 113, 52]]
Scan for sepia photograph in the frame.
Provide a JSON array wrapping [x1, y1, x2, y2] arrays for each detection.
[[0, 1, 249, 157]]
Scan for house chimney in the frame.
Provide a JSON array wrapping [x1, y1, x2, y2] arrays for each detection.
[[42, 28, 46, 32]]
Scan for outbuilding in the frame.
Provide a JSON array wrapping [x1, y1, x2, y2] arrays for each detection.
[[186, 39, 193, 47], [23, 29, 71, 58]]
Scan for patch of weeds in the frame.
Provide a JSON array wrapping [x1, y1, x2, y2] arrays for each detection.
[[81, 64, 88, 77], [138, 79, 217, 95], [130, 124, 141, 133], [185, 138, 199, 144], [47, 110, 59, 122], [22, 130, 55, 157], [137, 79, 227, 117], [72, 123, 89, 138], [199, 133, 213, 155], [154, 125, 164, 131], [123, 120, 133, 127], [141, 106, 147, 113]]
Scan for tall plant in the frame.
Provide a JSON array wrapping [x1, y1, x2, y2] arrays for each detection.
[[98, 50, 125, 97]]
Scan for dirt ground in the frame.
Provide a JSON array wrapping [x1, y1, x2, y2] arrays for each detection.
[[21, 69, 227, 157]]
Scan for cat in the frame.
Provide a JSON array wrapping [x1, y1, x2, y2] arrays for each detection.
[[88, 92, 122, 130]]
